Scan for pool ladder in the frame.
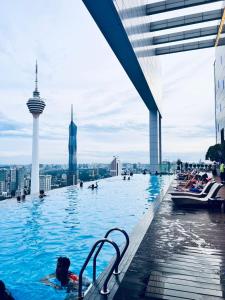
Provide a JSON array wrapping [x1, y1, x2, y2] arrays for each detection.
[[78, 228, 129, 299]]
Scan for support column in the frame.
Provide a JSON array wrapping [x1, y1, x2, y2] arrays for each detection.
[[149, 110, 160, 173], [31, 115, 40, 194]]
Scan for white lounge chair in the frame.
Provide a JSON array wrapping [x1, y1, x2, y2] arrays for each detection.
[[171, 183, 223, 207], [170, 181, 215, 198]]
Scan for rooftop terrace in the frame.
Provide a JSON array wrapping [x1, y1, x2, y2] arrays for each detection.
[[83, 180, 225, 300]]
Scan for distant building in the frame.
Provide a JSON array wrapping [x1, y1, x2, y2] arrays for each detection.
[[79, 167, 99, 182], [16, 167, 25, 191], [0, 168, 8, 181], [9, 168, 17, 195], [24, 177, 31, 194], [110, 157, 121, 176], [0, 181, 5, 195], [67, 105, 78, 185], [215, 46, 225, 143], [61, 173, 67, 187], [0, 169, 8, 194], [39, 175, 52, 192], [27, 62, 46, 194]]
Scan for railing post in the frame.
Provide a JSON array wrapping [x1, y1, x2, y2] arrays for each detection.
[[100, 240, 120, 295], [93, 228, 129, 280], [78, 238, 121, 299]]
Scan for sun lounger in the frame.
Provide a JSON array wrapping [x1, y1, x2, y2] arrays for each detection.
[[171, 183, 223, 207], [170, 181, 215, 198]]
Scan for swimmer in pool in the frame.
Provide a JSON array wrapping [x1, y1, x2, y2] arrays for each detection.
[[0, 280, 15, 300], [88, 183, 98, 189], [41, 257, 89, 292]]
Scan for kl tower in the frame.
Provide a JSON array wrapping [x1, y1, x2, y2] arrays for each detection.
[[27, 62, 46, 195]]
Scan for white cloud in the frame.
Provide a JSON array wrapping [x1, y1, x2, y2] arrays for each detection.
[[0, 1, 217, 164]]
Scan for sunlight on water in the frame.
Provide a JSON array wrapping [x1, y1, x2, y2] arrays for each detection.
[[0, 174, 172, 300]]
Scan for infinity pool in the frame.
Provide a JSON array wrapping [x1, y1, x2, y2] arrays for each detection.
[[0, 175, 172, 300]]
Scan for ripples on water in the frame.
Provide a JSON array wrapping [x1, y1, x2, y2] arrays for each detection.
[[0, 175, 172, 300]]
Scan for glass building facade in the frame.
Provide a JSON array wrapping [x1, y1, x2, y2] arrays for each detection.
[[215, 45, 225, 144], [113, 0, 162, 109]]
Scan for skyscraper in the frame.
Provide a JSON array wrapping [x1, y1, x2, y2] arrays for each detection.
[[9, 168, 17, 195], [39, 175, 52, 192], [0, 169, 8, 195], [110, 156, 121, 177], [67, 105, 78, 185], [27, 62, 46, 194], [16, 167, 25, 192]]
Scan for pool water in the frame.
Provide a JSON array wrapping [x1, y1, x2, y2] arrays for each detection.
[[0, 174, 172, 300]]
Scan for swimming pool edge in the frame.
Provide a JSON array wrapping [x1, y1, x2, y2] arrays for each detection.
[[81, 176, 174, 300]]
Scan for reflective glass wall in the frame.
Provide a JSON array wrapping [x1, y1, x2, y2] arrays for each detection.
[[215, 45, 225, 143], [113, 0, 162, 112]]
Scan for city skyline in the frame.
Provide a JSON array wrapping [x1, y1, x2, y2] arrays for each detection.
[[0, 1, 216, 164]]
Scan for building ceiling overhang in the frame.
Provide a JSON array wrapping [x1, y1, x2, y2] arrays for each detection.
[[82, 0, 225, 113]]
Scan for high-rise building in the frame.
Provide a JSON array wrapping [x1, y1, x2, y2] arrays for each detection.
[[215, 45, 225, 144], [39, 175, 52, 192], [67, 105, 78, 185], [16, 167, 25, 191], [110, 157, 121, 176], [27, 62, 46, 194], [0, 181, 5, 195], [0, 168, 8, 182], [9, 168, 17, 195], [0, 168, 7, 195]]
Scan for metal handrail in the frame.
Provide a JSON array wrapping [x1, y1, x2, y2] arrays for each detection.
[[78, 238, 120, 299], [93, 228, 129, 281]]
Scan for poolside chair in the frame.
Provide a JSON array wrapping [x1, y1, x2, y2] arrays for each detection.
[[170, 181, 215, 198], [171, 183, 223, 207]]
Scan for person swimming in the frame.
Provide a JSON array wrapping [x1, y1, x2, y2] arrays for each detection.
[[41, 257, 89, 292], [88, 183, 98, 189], [56, 257, 76, 287], [0, 280, 15, 300]]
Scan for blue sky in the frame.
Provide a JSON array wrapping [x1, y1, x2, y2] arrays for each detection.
[[0, 1, 217, 164]]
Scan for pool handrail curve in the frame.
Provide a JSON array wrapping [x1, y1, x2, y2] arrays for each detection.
[[93, 227, 129, 281], [78, 238, 120, 299]]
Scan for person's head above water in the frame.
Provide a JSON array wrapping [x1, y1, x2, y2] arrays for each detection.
[[0, 280, 15, 300], [0, 280, 6, 293], [56, 257, 71, 286]]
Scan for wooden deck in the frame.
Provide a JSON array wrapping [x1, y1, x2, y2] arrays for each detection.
[[112, 185, 225, 300], [81, 181, 225, 300]]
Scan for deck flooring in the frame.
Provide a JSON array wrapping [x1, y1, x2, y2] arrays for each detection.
[[112, 185, 225, 300]]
